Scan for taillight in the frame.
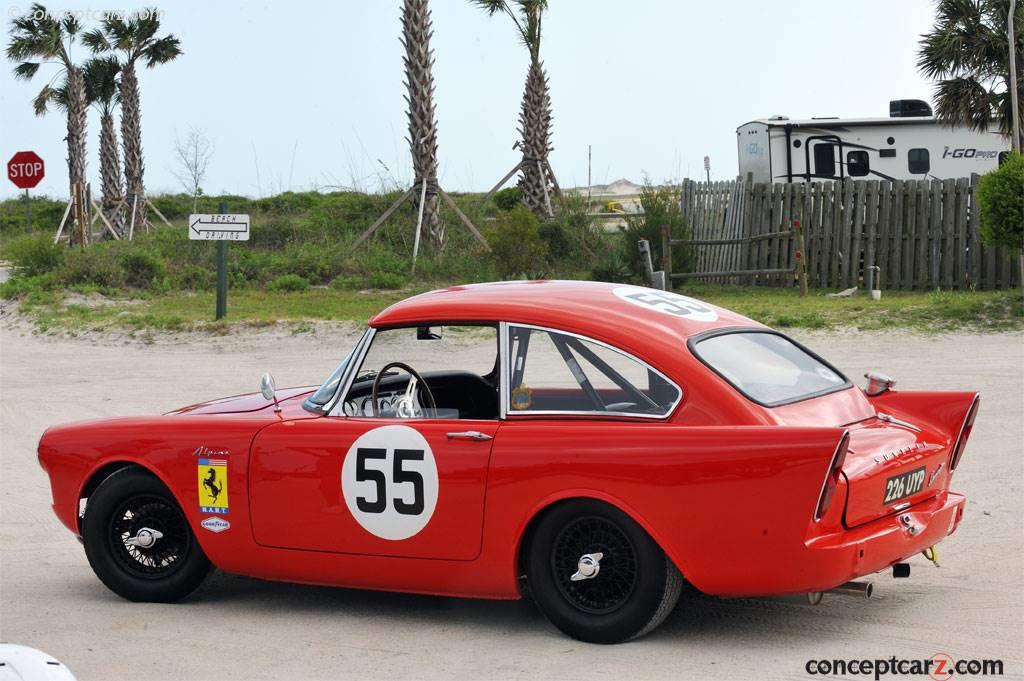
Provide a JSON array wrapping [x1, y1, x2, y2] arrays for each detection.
[[949, 396, 980, 471], [815, 431, 850, 522]]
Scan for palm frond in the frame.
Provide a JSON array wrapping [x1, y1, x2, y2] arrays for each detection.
[[32, 81, 67, 115], [142, 34, 181, 67], [12, 61, 41, 80], [83, 55, 120, 107], [81, 28, 112, 53]]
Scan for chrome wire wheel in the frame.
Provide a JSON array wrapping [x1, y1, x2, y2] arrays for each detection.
[[551, 516, 638, 614], [108, 493, 191, 579]]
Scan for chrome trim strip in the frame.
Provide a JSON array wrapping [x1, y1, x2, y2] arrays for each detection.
[[877, 412, 922, 432], [503, 322, 683, 420], [498, 321, 510, 419], [949, 394, 980, 471], [326, 327, 376, 417], [813, 430, 850, 522]]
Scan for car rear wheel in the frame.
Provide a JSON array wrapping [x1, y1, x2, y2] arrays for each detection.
[[526, 499, 682, 643], [82, 466, 211, 602]]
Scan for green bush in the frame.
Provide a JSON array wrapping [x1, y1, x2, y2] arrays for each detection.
[[622, 179, 689, 279], [369, 271, 407, 289], [60, 248, 125, 288], [493, 187, 522, 211], [2, 234, 65, 276], [978, 152, 1024, 250], [121, 251, 167, 289], [266, 274, 309, 292], [486, 205, 549, 278]]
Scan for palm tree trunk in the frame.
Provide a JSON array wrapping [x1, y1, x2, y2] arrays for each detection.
[[402, 0, 443, 250], [120, 62, 147, 231], [99, 111, 125, 237], [517, 59, 554, 218], [65, 65, 88, 245]]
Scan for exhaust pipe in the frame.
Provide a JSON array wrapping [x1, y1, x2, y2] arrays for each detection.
[[827, 580, 873, 599]]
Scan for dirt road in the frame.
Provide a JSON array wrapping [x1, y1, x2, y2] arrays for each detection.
[[1, 320, 1022, 680]]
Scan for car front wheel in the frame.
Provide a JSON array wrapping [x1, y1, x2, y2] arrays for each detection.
[[526, 499, 682, 643], [82, 466, 211, 602]]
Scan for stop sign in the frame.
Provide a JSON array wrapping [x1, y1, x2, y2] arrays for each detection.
[[7, 151, 45, 189]]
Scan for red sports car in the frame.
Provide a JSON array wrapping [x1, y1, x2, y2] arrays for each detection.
[[38, 281, 979, 643]]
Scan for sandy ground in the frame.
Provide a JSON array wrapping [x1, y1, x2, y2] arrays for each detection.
[[1, 318, 1022, 681]]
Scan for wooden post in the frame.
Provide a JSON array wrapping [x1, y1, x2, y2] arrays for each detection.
[[478, 162, 522, 208], [128, 194, 139, 240], [411, 180, 427, 273], [90, 198, 121, 240], [638, 239, 655, 288], [794, 219, 808, 297], [661, 226, 673, 286], [146, 199, 174, 228], [53, 198, 73, 244], [438, 189, 490, 250], [351, 187, 415, 252]]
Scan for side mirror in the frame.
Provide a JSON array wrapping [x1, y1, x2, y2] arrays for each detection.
[[863, 371, 896, 397], [260, 372, 281, 412]]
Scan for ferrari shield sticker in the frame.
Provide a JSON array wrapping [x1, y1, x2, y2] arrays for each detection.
[[613, 286, 718, 322], [197, 458, 229, 514], [341, 425, 439, 541]]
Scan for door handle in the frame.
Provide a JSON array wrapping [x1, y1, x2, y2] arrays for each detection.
[[446, 430, 493, 442]]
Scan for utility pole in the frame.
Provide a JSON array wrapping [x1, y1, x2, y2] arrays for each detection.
[[1010, 0, 1021, 152], [704, 155, 711, 184], [587, 144, 592, 203]]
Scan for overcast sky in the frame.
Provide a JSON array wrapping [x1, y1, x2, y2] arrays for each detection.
[[1, 0, 939, 199]]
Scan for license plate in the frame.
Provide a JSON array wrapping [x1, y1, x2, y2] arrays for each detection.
[[883, 466, 927, 504]]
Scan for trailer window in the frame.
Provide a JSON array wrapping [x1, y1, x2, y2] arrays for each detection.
[[847, 150, 869, 176], [908, 148, 930, 174], [813, 143, 836, 178]]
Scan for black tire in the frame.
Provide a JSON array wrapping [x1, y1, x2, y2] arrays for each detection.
[[526, 499, 682, 644], [82, 466, 211, 602]]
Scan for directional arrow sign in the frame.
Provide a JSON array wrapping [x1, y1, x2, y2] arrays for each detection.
[[188, 213, 250, 241]]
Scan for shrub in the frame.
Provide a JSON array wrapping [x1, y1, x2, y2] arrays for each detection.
[[61, 248, 125, 288], [486, 205, 549, 278], [330, 275, 367, 290], [978, 152, 1024, 250], [2, 234, 65, 276], [369, 271, 407, 289], [121, 251, 167, 289], [266, 274, 309, 292], [622, 178, 689, 279], [493, 186, 522, 211]]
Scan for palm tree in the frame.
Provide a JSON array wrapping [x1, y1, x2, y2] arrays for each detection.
[[7, 3, 88, 244], [402, 0, 444, 249], [83, 9, 181, 231], [918, 0, 1024, 147], [471, 0, 555, 217], [84, 56, 124, 236]]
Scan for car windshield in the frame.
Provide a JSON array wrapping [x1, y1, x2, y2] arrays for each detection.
[[305, 352, 353, 409], [692, 331, 848, 406]]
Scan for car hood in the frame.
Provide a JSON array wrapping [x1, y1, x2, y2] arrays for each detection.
[[168, 386, 317, 415]]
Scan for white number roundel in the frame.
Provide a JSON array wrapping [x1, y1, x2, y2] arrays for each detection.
[[341, 425, 439, 540], [613, 286, 718, 322]]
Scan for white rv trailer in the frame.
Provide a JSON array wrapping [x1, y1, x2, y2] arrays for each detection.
[[737, 100, 1010, 184]]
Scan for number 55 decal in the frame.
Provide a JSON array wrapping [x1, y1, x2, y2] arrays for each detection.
[[342, 425, 439, 540]]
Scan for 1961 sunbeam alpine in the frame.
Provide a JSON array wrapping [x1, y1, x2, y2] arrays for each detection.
[[38, 281, 979, 643]]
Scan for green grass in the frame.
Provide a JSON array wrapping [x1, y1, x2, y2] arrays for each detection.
[[9, 281, 1022, 335], [680, 284, 1023, 333]]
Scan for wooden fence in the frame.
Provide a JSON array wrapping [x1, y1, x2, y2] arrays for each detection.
[[676, 177, 1020, 290]]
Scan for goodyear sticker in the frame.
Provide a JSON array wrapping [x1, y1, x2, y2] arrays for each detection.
[[197, 458, 229, 514]]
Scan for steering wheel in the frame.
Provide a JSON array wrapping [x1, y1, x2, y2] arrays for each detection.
[[371, 361, 438, 418]]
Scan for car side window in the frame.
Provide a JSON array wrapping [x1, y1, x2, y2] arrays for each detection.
[[507, 325, 680, 417]]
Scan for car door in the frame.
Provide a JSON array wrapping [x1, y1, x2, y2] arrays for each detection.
[[249, 415, 498, 560], [248, 323, 502, 561]]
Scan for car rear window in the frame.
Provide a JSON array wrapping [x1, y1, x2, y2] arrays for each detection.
[[691, 331, 849, 406]]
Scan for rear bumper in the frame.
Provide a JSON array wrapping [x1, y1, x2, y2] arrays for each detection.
[[802, 490, 965, 592]]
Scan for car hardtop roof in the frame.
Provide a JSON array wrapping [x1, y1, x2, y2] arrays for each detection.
[[369, 280, 760, 350]]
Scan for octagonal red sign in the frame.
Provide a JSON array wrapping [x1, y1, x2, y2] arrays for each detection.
[[7, 151, 45, 189]]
